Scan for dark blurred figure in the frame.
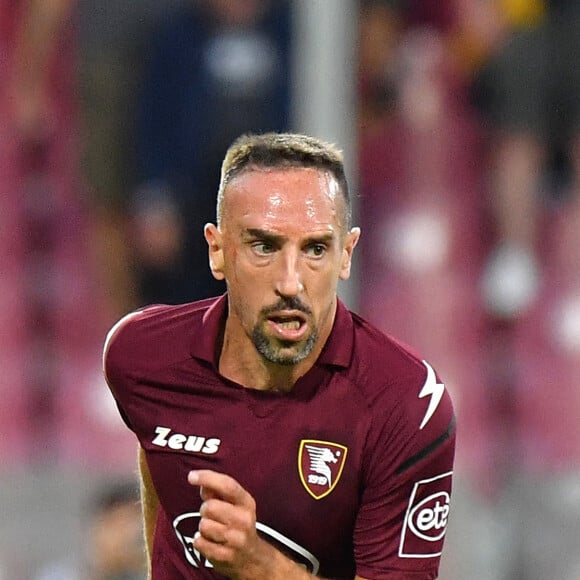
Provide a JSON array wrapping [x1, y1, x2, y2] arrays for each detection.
[[86, 483, 146, 580], [472, 0, 580, 318], [77, 0, 187, 318], [131, 0, 292, 306], [467, 5, 580, 580], [35, 481, 146, 580]]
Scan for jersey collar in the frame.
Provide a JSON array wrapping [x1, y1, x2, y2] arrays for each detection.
[[190, 293, 354, 370]]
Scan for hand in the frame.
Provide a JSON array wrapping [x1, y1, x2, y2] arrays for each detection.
[[187, 470, 275, 579]]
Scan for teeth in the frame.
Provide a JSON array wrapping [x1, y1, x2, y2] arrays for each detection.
[[278, 320, 300, 330]]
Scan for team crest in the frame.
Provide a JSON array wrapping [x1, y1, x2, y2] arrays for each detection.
[[298, 439, 347, 499]]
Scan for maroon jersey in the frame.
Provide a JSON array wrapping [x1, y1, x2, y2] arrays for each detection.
[[104, 295, 455, 579]]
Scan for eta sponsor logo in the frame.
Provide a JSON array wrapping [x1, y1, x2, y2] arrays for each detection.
[[152, 426, 221, 454], [408, 491, 450, 541], [399, 471, 452, 558]]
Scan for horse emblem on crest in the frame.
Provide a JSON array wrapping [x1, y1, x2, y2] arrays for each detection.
[[298, 439, 347, 499]]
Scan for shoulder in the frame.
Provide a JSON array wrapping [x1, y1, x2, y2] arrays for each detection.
[[102, 299, 214, 384], [349, 311, 455, 442], [349, 311, 428, 396]]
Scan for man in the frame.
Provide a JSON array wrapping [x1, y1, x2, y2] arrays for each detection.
[[103, 132, 456, 579]]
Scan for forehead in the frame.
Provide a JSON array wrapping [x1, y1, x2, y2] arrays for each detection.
[[222, 167, 344, 232]]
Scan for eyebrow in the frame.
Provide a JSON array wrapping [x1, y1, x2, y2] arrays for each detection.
[[243, 228, 336, 244]]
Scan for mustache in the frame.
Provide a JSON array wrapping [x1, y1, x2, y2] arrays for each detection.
[[261, 297, 312, 316]]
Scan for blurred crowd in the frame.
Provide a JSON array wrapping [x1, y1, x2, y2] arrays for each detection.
[[33, 480, 146, 580], [1, 0, 579, 578]]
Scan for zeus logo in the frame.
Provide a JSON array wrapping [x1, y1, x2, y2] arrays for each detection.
[[418, 361, 445, 430], [152, 426, 221, 454]]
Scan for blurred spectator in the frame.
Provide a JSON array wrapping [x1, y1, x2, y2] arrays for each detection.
[[130, 0, 292, 306], [357, 2, 580, 579], [471, 0, 580, 318], [5, 0, 75, 142], [77, 0, 187, 317], [358, 0, 488, 486], [357, 0, 458, 132], [357, 0, 401, 130], [1, 0, 111, 466], [1, 0, 137, 473], [34, 481, 146, 580]]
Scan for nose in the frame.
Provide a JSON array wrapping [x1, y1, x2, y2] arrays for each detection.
[[274, 250, 304, 297]]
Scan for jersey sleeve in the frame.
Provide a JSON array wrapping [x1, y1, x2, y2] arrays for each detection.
[[102, 308, 152, 432], [354, 360, 456, 579]]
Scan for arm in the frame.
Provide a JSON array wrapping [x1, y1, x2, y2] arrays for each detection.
[[187, 470, 392, 580], [352, 362, 455, 580], [138, 445, 160, 579], [188, 469, 313, 580]]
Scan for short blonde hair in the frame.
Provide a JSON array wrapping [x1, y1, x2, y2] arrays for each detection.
[[217, 132, 351, 228]]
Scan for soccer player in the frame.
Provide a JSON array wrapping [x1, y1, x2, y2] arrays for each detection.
[[103, 132, 456, 579]]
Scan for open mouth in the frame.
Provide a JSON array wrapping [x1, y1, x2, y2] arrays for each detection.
[[271, 317, 302, 330], [267, 312, 308, 340]]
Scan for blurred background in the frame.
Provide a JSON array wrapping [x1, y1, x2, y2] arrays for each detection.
[[1, 1, 579, 578]]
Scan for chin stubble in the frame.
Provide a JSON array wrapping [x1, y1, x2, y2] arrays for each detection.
[[252, 326, 317, 366]]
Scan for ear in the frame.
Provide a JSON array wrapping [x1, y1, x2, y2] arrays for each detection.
[[339, 227, 361, 281], [204, 223, 225, 280]]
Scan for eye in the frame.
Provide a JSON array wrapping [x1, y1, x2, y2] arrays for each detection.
[[252, 241, 275, 255], [305, 243, 327, 258]]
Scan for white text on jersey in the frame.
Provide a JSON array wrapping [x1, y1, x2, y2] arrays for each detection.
[[152, 426, 221, 454]]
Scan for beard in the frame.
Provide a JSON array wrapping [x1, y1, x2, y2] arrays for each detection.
[[251, 296, 316, 365], [252, 325, 318, 365]]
